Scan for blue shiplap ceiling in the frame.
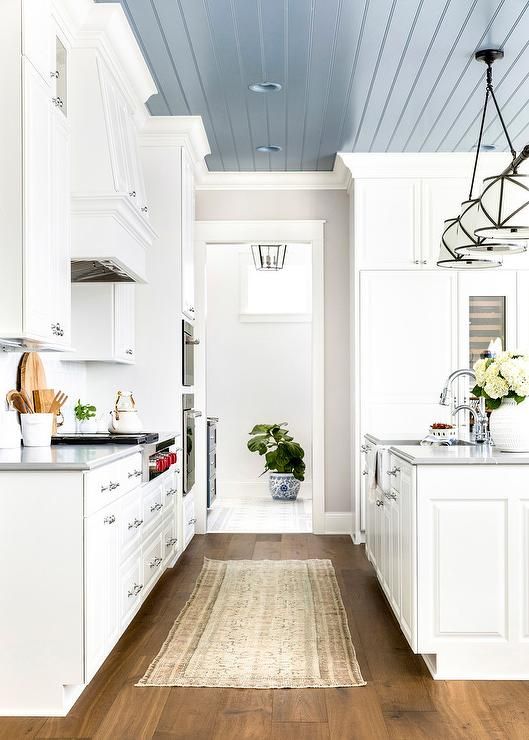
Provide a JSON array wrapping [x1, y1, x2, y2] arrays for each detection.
[[99, 0, 529, 172]]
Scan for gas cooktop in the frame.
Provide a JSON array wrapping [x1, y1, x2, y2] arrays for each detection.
[[52, 432, 159, 445]]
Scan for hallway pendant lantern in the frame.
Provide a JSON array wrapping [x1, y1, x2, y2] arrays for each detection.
[[251, 244, 287, 271], [437, 49, 528, 270]]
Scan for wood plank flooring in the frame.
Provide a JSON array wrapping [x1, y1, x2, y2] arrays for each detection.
[[3, 534, 529, 739]]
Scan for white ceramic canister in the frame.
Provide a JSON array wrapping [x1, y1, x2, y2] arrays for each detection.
[[20, 413, 53, 447]]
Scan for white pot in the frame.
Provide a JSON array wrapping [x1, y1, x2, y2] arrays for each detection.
[[78, 419, 98, 434], [490, 397, 529, 452]]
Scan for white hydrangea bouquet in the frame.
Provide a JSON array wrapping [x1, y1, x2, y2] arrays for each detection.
[[472, 351, 529, 409]]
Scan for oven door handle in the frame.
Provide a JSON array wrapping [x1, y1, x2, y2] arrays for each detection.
[[187, 410, 202, 418], [185, 337, 200, 345]]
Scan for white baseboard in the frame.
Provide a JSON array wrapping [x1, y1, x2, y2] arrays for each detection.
[[323, 512, 352, 535]]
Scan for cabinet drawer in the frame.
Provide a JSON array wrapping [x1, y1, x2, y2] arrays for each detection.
[[162, 471, 178, 510], [121, 453, 143, 493], [142, 531, 164, 590], [142, 482, 164, 532], [119, 489, 143, 562], [119, 552, 143, 631], [84, 459, 123, 516], [162, 516, 179, 563]]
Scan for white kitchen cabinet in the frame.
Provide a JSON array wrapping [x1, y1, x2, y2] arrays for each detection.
[[68, 283, 135, 363], [49, 105, 71, 347], [398, 461, 416, 651], [420, 178, 468, 267], [85, 501, 119, 682], [354, 178, 420, 269], [181, 147, 196, 320], [22, 0, 51, 82]]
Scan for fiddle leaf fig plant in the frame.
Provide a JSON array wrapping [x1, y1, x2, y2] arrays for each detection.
[[74, 399, 97, 422], [247, 422, 306, 481]]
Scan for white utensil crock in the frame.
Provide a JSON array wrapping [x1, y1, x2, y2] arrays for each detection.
[[21, 413, 53, 447], [490, 397, 529, 452]]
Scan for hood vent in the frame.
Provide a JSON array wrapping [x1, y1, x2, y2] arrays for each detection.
[[71, 259, 135, 283]]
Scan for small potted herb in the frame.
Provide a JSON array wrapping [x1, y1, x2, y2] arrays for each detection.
[[247, 422, 305, 500], [74, 399, 97, 434]]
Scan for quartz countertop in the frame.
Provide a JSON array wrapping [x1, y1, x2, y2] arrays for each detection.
[[0, 431, 180, 471], [365, 432, 424, 446], [390, 443, 529, 465]]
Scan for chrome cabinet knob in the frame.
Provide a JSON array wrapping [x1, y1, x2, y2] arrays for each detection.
[[166, 488, 177, 496], [375, 499, 384, 507], [189, 307, 195, 313], [150, 502, 163, 512], [141, 205, 148, 212], [387, 466, 400, 476], [128, 517, 143, 530], [422, 259, 428, 264], [129, 190, 136, 197], [104, 514, 116, 524], [149, 556, 162, 568], [109, 481, 120, 490], [362, 469, 368, 476], [166, 537, 177, 547], [188, 517, 196, 525], [385, 491, 397, 500], [360, 444, 371, 453], [50, 70, 59, 79], [125, 348, 133, 355], [128, 582, 144, 597], [52, 96, 63, 108], [128, 469, 142, 478]]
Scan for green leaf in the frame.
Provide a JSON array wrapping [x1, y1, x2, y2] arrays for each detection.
[[487, 397, 502, 410], [471, 384, 483, 397], [249, 424, 272, 435], [514, 394, 526, 405]]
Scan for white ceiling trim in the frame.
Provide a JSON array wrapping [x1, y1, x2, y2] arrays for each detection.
[[338, 151, 512, 179]]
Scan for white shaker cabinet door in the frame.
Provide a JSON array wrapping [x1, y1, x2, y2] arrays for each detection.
[[22, 0, 51, 82], [49, 108, 71, 346], [114, 284, 136, 363], [354, 178, 420, 269], [84, 504, 119, 682], [420, 177, 468, 267], [360, 271, 457, 431], [22, 57, 53, 341], [181, 148, 196, 320]]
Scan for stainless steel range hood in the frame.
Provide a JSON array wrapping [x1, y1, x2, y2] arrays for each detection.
[[71, 259, 136, 283]]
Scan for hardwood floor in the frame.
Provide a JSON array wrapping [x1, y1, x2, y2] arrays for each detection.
[[3, 534, 529, 739]]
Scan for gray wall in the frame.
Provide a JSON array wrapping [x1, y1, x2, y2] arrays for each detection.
[[196, 189, 350, 513]]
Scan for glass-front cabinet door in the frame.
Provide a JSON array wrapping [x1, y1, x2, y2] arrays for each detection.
[[52, 35, 67, 116]]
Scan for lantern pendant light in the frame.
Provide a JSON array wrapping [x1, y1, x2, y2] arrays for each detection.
[[437, 49, 525, 269], [251, 244, 287, 271]]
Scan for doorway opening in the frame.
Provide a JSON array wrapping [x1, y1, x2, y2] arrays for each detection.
[[205, 242, 313, 533]]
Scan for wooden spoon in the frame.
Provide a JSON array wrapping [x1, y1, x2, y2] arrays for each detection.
[[50, 392, 68, 416], [6, 390, 32, 414], [18, 389, 34, 414]]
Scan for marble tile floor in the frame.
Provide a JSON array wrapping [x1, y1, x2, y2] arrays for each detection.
[[207, 494, 312, 533]]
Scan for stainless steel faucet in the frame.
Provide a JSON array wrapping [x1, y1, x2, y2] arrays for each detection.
[[440, 368, 490, 444]]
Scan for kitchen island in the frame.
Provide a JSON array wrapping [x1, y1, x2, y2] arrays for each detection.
[[364, 432, 529, 680], [0, 435, 185, 716]]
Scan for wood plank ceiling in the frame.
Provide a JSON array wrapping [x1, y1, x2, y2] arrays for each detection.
[[100, 0, 529, 172]]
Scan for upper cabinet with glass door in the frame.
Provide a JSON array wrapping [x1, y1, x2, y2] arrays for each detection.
[[51, 35, 67, 116]]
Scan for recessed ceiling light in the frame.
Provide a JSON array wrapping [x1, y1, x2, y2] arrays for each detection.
[[256, 145, 282, 153], [249, 82, 282, 93]]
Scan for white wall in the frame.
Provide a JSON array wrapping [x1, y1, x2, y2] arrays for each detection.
[[0, 354, 87, 431], [197, 189, 350, 513], [206, 243, 312, 492]]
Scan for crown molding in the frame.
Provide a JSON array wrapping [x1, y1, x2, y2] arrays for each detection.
[[69, 1, 156, 119], [338, 151, 511, 179], [139, 117, 211, 178], [195, 153, 352, 191]]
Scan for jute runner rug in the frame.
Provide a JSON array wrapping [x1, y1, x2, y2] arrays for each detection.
[[136, 558, 366, 688]]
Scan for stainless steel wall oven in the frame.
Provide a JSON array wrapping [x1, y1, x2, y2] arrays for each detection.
[[182, 394, 201, 495], [182, 320, 199, 387]]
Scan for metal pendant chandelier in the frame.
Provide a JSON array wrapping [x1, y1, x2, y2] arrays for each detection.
[[437, 49, 527, 270], [251, 244, 287, 271]]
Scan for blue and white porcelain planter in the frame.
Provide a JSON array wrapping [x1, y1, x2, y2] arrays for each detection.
[[269, 472, 301, 500]]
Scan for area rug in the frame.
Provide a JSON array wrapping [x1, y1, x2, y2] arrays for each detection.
[[136, 558, 366, 688]]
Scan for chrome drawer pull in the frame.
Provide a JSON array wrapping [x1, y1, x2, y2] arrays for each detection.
[[188, 517, 196, 525], [385, 491, 397, 500], [360, 444, 371, 453], [109, 481, 120, 490], [128, 582, 144, 598], [166, 488, 177, 496], [166, 537, 177, 547], [100, 484, 109, 492], [386, 466, 400, 477], [128, 469, 142, 478], [149, 556, 162, 568], [104, 514, 116, 525], [127, 517, 143, 530], [150, 502, 163, 512]]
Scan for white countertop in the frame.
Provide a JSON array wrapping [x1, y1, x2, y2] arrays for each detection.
[[365, 431, 424, 446], [0, 431, 180, 471], [390, 443, 529, 465]]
